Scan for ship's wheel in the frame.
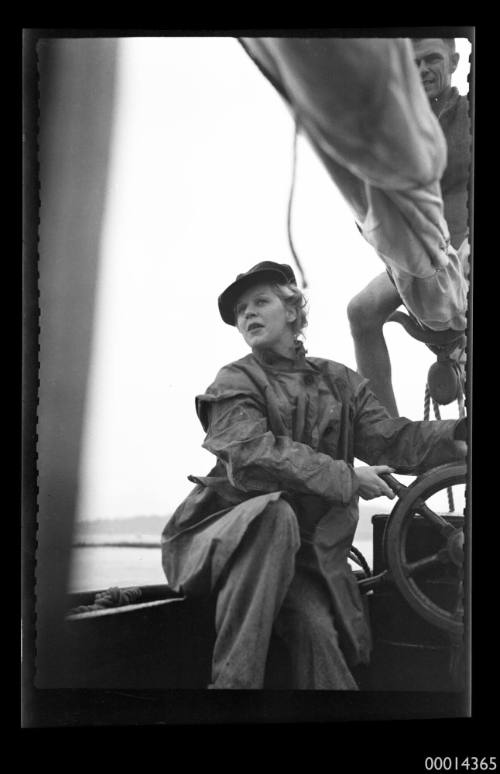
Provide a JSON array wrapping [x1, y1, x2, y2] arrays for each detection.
[[381, 462, 467, 639]]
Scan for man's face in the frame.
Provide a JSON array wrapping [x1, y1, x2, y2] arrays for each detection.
[[412, 39, 459, 100]]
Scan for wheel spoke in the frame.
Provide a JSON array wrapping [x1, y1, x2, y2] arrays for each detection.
[[404, 552, 444, 576], [414, 498, 456, 535]]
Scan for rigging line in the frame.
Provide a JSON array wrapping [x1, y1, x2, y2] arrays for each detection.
[[423, 383, 456, 513], [431, 396, 456, 514], [287, 116, 308, 289], [423, 382, 431, 422]]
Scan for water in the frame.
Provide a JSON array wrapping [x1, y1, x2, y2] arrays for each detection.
[[68, 506, 393, 592], [69, 492, 465, 593], [68, 537, 375, 593], [69, 545, 166, 592]]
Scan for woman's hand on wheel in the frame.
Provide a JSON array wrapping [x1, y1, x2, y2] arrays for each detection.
[[354, 465, 396, 500]]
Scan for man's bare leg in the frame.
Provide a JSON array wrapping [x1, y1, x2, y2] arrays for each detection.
[[347, 272, 402, 417]]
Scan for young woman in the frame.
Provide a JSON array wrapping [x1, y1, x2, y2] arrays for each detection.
[[161, 261, 466, 689]]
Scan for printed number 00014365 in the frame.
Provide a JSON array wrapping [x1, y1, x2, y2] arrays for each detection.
[[424, 759, 497, 771]]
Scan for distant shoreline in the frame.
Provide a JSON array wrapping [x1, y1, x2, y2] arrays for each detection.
[[74, 505, 387, 546], [73, 509, 385, 549], [72, 504, 391, 560]]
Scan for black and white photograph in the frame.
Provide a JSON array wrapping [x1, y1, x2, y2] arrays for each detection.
[[23, 29, 475, 734]]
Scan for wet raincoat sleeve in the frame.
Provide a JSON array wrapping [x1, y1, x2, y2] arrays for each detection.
[[351, 376, 463, 473], [198, 389, 359, 506]]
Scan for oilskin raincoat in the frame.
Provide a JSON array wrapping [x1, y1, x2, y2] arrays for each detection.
[[162, 342, 462, 670]]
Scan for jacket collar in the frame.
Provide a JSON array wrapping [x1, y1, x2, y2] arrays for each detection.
[[430, 86, 460, 119], [253, 339, 309, 370]]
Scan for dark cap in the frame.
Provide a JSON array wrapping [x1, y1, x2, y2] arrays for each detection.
[[218, 261, 297, 326]]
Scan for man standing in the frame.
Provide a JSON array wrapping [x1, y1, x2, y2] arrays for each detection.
[[413, 38, 470, 253], [347, 38, 471, 416]]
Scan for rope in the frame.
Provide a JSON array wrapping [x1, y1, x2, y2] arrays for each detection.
[[431, 398, 456, 512], [457, 379, 466, 419], [431, 395, 456, 512], [286, 117, 308, 289], [423, 383, 431, 421], [423, 383, 456, 512], [431, 397, 442, 421], [67, 586, 142, 616]]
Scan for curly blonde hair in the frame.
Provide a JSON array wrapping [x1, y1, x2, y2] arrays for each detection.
[[271, 282, 308, 338]]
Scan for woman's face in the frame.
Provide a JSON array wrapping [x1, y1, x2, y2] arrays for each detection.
[[235, 283, 296, 354]]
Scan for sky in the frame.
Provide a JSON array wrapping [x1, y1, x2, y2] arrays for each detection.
[[76, 36, 471, 522]]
